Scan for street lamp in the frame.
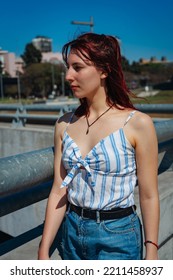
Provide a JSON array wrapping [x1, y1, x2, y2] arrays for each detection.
[[0, 73, 4, 99], [71, 16, 94, 32], [0, 61, 4, 99], [17, 70, 21, 103], [51, 63, 55, 92], [61, 72, 65, 96]]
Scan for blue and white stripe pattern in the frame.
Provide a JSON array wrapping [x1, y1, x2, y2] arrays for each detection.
[[61, 111, 137, 210]]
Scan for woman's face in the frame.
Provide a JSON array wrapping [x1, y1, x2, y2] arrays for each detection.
[[66, 50, 106, 99]]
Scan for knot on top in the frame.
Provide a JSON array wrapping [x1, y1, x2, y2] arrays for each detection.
[[60, 157, 95, 188]]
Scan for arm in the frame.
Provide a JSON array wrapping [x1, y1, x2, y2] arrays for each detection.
[[38, 120, 68, 260], [133, 113, 160, 260]]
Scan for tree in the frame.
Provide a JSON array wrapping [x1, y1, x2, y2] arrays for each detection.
[[21, 43, 42, 66], [121, 56, 130, 71], [130, 61, 141, 74], [21, 62, 66, 98]]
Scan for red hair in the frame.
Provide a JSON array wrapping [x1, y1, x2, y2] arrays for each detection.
[[62, 33, 136, 116]]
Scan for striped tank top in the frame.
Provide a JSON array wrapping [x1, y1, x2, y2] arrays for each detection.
[[61, 111, 137, 210]]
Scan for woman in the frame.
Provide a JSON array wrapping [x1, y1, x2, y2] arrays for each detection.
[[38, 33, 159, 260]]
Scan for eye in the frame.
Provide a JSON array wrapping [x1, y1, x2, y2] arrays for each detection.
[[73, 65, 83, 72], [71, 62, 84, 72]]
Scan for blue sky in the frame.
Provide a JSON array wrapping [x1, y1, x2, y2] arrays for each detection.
[[1, 0, 173, 63]]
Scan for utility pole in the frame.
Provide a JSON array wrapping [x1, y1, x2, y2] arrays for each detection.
[[71, 16, 94, 32], [0, 61, 4, 98], [17, 70, 21, 103], [0, 74, 3, 99], [61, 72, 65, 96]]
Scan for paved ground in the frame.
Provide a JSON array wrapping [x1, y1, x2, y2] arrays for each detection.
[[137, 90, 159, 97]]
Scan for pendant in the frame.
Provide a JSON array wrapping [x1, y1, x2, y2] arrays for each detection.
[[85, 105, 112, 135]]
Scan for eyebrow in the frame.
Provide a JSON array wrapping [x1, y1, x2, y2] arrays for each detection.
[[72, 62, 84, 66], [67, 62, 84, 68]]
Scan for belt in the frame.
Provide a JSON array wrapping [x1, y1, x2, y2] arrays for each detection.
[[69, 204, 136, 221]]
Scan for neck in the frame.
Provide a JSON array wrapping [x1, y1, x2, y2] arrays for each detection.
[[86, 95, 109, 117], [86, 84, 108, 110], [85, 104, 113, 135]]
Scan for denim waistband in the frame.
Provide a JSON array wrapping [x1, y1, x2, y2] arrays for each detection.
[[69, 204, 136, 222]]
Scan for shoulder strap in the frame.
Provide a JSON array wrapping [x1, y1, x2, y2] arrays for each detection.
[[123, 110, 136, 127], [64, 112, 75, 132]]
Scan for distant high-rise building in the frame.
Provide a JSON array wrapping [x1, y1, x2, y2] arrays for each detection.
[[32, 36, 52, 53]]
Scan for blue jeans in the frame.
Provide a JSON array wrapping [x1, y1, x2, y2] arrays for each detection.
[[61, 210, 143, 260]]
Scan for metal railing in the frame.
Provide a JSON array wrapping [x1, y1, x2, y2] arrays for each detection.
[[0, 109, 173, 257], [0, 103, 78, 127], [0, 103, 173, 127]]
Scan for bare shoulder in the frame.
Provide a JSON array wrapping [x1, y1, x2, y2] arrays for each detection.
[[130, 111, 157, 144], [55, 112, 74, 138], [57, 112, 73, 125], [132, 111, 155, 131]]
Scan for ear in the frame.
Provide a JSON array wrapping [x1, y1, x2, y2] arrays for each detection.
[[100, 72, 108, 79]]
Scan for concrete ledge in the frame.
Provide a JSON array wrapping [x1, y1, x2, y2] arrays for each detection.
[[0, 125, 54, 158]]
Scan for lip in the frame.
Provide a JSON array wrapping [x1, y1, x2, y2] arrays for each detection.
[[71, 85, 79, 91]]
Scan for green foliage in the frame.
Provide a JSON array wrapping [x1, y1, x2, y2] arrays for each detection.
[[132, 89, 173, 104], [21, 62, 66, 98], [126, 61, 173, 86], [121, 56, 130, 71], [130, 61, 141, 74], [21, 43, 42, 66], [9, 44, 173, 98], [140, 63, 165, 74], [4, 84, 18, 97], [0, 97, 33, 104]]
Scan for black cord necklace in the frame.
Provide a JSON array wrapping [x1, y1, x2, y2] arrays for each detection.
[[86, 106, 112, 135]]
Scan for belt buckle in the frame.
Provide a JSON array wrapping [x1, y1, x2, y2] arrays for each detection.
[[81, 207, 101, 223], [96, 210, 101, 223], [81, 207, 88, 219]]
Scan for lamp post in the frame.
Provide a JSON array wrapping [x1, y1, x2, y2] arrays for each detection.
[[0, 61, 4, 99], [0, 73, 4, 99], [71, 16, 94, 32], [61, 72, 65, 96], [51, 64, 55, 92], [17, 70, 21, 103]]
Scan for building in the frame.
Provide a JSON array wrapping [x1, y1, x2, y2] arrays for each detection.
[[0, 48, 63, 78], [0, 50, 23, 77], [42, 52, 62, 64], [32, 36, 63, 64], [139, 56, 168, 65], [32, 36, 52, 53], [0, 35, 63, 79], [0, 50, 7, 74]]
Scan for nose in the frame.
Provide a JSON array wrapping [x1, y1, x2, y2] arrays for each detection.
[[65, 67, 74, 83]]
